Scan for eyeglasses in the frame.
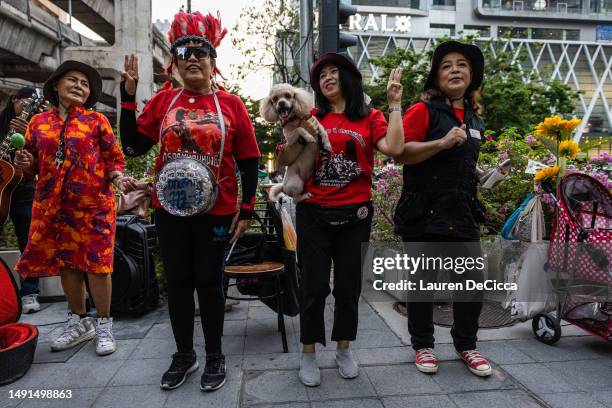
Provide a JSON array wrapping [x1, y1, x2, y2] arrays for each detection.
[[174, 46, 211, 61]]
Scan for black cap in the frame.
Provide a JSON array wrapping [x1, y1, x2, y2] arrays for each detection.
[[424, 41, 484, 93], [310, 52, 362, 93], [43, 60, 102, 109]]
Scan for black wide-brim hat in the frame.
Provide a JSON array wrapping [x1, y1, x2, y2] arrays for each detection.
[[43, 60, 102, 109], [310, 52, 362, 92], [424, 41, 484, 93]]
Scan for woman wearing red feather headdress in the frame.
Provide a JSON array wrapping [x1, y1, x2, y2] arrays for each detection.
[[119, 10, 260, 392]]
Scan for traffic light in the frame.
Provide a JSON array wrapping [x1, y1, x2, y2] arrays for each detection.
[[319, 0, 358, 54]]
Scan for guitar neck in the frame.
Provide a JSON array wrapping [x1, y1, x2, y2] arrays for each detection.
[[1, 108, 31, 158]]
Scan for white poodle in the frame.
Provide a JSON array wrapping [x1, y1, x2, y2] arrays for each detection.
[[260, 83, 331, 203]]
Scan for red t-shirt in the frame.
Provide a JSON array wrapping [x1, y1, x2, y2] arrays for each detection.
[[137, 88, 260, 215], [403, 101, 465, 142], [304, 108, 388, 206]]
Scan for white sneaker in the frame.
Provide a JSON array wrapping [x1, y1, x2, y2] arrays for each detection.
[[22, 294, 41, 314], [95, 317, 117, 356], [50, 313, 95, 351]]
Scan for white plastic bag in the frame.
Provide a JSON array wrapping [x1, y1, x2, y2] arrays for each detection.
[[504, 243, 557, 321]]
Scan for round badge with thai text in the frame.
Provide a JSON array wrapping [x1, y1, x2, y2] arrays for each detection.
[[156, 157, 218, 217]]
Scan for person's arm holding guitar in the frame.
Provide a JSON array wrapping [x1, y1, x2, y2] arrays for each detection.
[[13, 119, 37, 176], [14, 149, 36, 176]]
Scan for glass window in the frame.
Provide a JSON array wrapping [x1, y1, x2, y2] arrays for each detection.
[[565, 29, 580, 40], [431, 24, 455, 37], [498, 26, 528, 38], [532, 28, 564, 40], [432, 0, 456, 6], [591, 0, 612, 12], [351, 0, 421, 7], [463, 25, 491, 37]]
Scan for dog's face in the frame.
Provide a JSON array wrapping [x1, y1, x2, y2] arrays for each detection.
[[260, 83, 313, 125]]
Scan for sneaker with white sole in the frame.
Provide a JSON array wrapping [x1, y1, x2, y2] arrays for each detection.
[[200, 353, 226, 392], [457, 349, 492, 377], [95, 317, 117, 356], [22, 294, 41, 314], [336, 347, 359, 379], [299, 352, 321, 387], [415, 348, 438, 374], [50, 313, 95, 351], [160, 350, 199, 390]]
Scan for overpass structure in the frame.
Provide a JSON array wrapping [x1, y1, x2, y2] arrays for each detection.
[[0, 0, 171, 119]]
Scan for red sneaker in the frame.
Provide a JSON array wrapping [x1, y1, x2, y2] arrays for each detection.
[[457, 350, 492, 377], [414, 348, 438, 374]]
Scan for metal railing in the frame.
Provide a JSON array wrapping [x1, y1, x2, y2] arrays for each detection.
[[479, 0, 612, 15]]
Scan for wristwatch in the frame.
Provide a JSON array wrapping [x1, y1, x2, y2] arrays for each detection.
[[388, 105, 402, 114]]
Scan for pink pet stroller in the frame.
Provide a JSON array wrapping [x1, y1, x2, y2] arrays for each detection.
[[532, 173, 612, 344]]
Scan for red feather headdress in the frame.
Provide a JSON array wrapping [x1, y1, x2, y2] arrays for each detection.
[[167, 10, 227, 50], [166, 10, 228, 78]]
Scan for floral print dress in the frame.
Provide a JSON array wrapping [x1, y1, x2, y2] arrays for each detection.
[[15, 105, 125, 278]]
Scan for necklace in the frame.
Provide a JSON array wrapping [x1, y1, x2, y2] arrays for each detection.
[[185, 88, 212, 104]]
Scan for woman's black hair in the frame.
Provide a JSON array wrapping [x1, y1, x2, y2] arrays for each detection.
[[314, 64, 370, 121], [0, 99, 16, 138]]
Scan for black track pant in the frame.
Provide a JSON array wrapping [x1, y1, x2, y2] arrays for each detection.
[[156, 208, 233, 355], [296, 202, 373, 346], [403, 234, 483, 352]]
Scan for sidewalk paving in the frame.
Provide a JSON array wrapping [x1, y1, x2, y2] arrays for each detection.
[[1, 293, 611, 408]]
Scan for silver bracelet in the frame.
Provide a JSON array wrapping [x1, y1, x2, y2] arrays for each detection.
[[388, 105, 402, 113]]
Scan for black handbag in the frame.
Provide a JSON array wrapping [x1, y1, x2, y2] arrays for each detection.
[[226, 231, 265, 266], [226, 212, 272, 266], [227, 208, 291, 305]]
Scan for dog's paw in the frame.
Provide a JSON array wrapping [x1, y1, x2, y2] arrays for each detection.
[[301, 133, 316, 144], [322, 141, 332, 152], [294, 192, 313, 203]]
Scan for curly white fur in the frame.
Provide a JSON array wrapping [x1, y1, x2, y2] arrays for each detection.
[[260, 83, 331, 203]]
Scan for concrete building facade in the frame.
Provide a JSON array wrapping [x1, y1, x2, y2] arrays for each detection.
[[342, 0, 612, 137], [0, 0, 171, 121]]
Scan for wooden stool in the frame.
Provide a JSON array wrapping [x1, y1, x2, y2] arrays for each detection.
[[224, 261, 288, 353]]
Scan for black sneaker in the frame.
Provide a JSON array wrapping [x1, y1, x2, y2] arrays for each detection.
[[160, 350, 199, 390], [200, 353, 226, 392]]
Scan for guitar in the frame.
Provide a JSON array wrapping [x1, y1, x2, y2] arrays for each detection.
[[0, 89, 46, 226]]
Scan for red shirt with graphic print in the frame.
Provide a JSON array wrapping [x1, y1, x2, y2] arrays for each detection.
[[403, 101, 465, 142], [304, 108, 388, 206], [137, 88, 260, 215]]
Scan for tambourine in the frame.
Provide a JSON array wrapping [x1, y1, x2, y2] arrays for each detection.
[[155, 157, 218, 217]]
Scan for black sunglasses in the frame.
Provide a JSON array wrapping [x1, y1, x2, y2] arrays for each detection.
[[174, 46, 211, 61]]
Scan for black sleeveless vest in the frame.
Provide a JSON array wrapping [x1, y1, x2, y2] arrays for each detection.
[[393, 97, 486, 240]]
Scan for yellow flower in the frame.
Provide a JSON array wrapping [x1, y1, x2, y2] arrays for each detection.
[[535, 116, 564, 138], [544, 116, 562, 128], [562, 118, 581, 132], [534, 124, 547, 136], [534, 166, 560, 183], [558, 140, 580, 159], [535, 116, 583, 140]]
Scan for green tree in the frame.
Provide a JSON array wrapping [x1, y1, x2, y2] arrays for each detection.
[[228, 86, 282, 157], [365, 36, 580, 134], [232, 0, 302, 85]]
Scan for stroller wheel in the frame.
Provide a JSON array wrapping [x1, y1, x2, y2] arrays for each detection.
[[532, 313, 562, 345]]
